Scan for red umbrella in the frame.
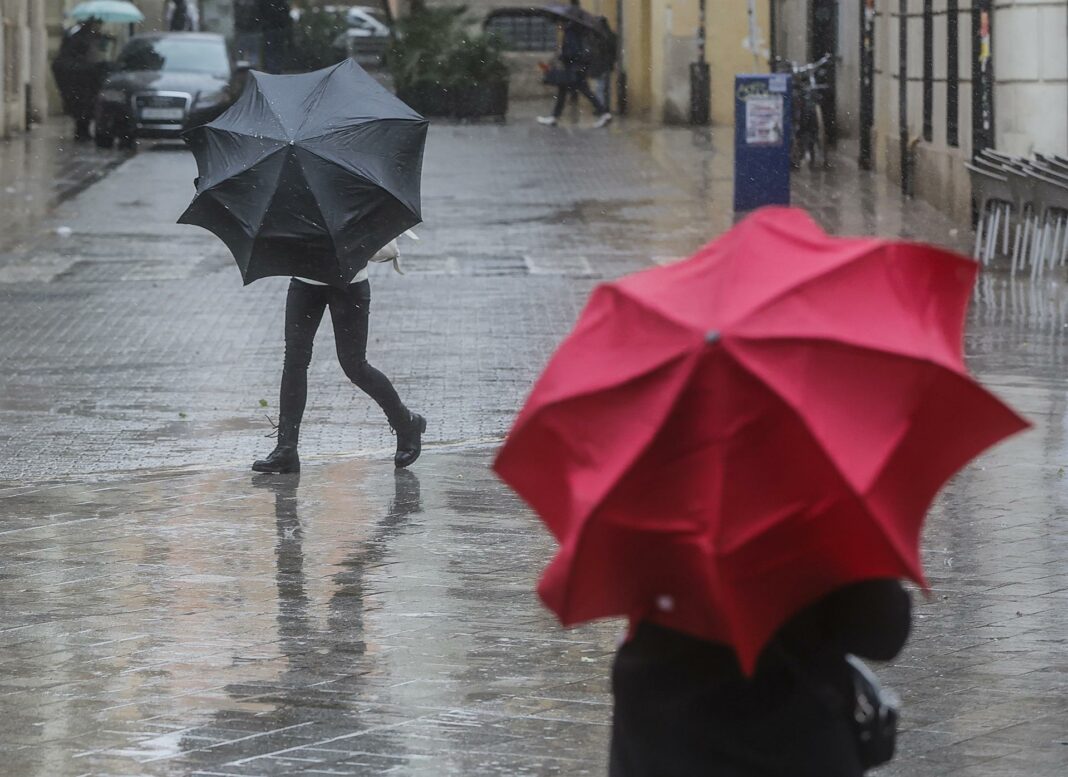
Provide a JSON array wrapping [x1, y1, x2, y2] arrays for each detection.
[[494, 207, 1028, 673]]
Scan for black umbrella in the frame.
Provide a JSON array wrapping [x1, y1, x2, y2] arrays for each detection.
[[179, 59, 428, 287], [542, 4, 608, 36]]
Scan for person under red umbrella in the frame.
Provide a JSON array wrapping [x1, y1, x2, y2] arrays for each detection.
[[609, 580, 911, 776], [494, 208, 1028, 776]]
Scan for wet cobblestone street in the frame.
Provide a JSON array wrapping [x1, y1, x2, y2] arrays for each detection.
[[1, 113, 1066, 775]]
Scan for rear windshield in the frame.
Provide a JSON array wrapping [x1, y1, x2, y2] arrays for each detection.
[[119, 37, 229, 75]]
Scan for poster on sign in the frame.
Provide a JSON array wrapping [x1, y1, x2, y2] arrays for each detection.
[[745, 95, 784, 146]]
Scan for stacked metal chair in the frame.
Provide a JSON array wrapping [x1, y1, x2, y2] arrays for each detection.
[[968, 151, 1068, 275]]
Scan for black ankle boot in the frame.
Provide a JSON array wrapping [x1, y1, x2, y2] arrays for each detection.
[[252, 444, 300, 474], [393, 412, 426, 469]]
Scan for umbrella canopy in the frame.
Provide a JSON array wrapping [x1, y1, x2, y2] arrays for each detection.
[[494, 207, 1028, 673], [542, 4, 607, 35], [178, 59, 428, 288], [69, 0, 144, 23]]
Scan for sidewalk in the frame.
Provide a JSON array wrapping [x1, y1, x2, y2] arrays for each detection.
[[0, 112, 1066, 776], [0, 117, 131, 257]]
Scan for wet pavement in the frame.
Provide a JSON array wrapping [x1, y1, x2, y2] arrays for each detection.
[[1, 108, 1066, 775], [0, 118, 131, 259]]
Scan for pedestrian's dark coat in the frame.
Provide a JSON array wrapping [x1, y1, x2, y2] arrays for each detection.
[[559, 22, 590, 76], [51, 24, 108, 121], [609, 579, 912, 777]]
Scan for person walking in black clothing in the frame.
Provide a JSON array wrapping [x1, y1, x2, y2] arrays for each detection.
[[537, 2, 612, 128], [257, 0, 291, 74], [52, 18, 109, 141], [610, 579, 912, 777], [165, 0, 200, 31], [252, 241, 426, 474]]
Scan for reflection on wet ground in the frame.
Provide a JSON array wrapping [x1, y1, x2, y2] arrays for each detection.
[[0, 454, 616, 776], [0, 119, 131, 256]]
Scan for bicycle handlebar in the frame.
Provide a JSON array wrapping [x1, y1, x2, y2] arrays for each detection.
[[773, 53, 832, 74]]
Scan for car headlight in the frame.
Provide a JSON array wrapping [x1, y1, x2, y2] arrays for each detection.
[[98, 88, 125, 103]]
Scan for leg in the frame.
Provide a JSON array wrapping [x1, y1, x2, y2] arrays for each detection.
[[254, 280, 326, 473], [552, 85, 570, 119], [278, 280, 328, 446], [573, 78, 608, 116], [328, 281, 426, 468], [327, 281, 407, 426]]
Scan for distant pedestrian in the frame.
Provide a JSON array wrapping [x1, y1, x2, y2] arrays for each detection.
[[590, 15, 617, 113], [51, 17, 109, 141], [610, 579, 912, 776], [258, 0, 292, 74], [164, 0, 200, 32], [252, 238, 426, 475], [537, 2, 611, 128]]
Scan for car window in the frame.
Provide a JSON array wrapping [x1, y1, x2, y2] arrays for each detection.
[[118, 38, 230, 75]]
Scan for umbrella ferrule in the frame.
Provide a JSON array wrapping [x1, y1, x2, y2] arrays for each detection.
[[705, 330, 721, 344]]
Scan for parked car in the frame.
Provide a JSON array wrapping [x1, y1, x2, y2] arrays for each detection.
[[94, 32, 248, 148]]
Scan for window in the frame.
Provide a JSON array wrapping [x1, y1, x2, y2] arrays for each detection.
[[485, 13, 558, 53], [119, 37, 231, 76]]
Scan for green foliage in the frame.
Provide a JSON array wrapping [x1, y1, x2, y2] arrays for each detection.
[[288, 8, 349, 72], [388, 5, 508, 93]]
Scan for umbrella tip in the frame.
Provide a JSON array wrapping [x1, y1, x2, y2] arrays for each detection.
[[705, 330, 720, 344]]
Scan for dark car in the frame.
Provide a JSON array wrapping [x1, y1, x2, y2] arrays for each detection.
[[94, 32, 248, 148]]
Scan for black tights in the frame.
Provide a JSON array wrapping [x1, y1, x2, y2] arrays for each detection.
[[277, 279, 407, 447]]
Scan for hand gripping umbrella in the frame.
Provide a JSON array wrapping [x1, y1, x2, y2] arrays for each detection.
[[494, 207, 1029, 674], [179, 59, 428, 288]]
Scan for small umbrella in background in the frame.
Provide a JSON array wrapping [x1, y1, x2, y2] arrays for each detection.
[[68, 0, 144, 23], [494, 207, 1028, 673], [179, 59, 428, 288]]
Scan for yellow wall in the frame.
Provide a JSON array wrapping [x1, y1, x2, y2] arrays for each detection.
[[619, 0, 771, 125]]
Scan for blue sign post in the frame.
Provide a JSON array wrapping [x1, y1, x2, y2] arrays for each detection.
[[733, 73, 792, 212]]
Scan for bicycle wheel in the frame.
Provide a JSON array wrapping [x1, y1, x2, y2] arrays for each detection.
[[812, 104, 828, 169]]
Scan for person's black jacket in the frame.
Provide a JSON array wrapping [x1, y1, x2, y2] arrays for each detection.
[[560, 22, 590, 75], [609, 579, 912, 777]]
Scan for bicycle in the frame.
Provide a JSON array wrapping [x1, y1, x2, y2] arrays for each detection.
[[775, 54, 832, 170]]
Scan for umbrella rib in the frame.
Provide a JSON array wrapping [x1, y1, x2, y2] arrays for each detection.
[[729, 240, 969, 330], [295, 142, 420, 217], [194, 139, 287, 194], [293, 60, 346, 139], [729, 331, 966, 374], [252, 76, 299, 141], [200, 126, 287, 145], [552, 351, 705, 623], [298, 117, 427, 146], [249, 148, 297, 236], [721, 342, 923, 577]]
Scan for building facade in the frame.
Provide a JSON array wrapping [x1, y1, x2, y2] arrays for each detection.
[[417, 0, 773, 125], [773, 0, 1068, 221], [1, 0, 49, 136]]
